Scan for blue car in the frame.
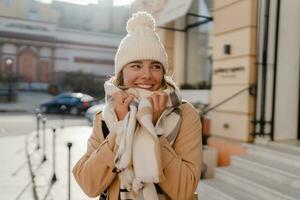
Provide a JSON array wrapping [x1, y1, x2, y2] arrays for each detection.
[[85, 101, 105, 125], [39, 92, 95, 115]]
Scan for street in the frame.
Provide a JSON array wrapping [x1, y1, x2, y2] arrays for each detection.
[[0, 113, 89, 137]]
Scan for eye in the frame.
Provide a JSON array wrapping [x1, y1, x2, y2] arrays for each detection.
[[130, 64, 141, 70], [152, 64, 162, 70]]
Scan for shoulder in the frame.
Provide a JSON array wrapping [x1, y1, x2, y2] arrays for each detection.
[[92, 111, 104, 128], [95, 111, 103, 120], [174, 100, 202, 148], [181, 100, 199, 117]]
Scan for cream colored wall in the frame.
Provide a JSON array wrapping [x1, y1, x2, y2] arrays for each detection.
[[214, 0, 256, 34], [214, 0, 240, 10], [173, 16, 186, 85], [158, 18, 185, 85], [0, 1, 28, 19], [0, 0, 58, 23], [158, 22, 175, 77], [164, 29, 175, 75], [37, 3, 58, 23], [274, 0, 300, 140], [210, 0, 257, 142]]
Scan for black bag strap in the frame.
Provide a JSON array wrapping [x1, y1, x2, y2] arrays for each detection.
[[99, 120, 109, 200], [99, 192, 108, 200], [101, 120, 110, 139]]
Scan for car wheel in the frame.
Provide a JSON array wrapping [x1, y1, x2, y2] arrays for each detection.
[[40, 106, 48, 114], [70, 107, 79, 115]]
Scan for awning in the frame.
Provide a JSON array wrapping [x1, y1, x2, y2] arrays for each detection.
[[156, 0, 193, 26]]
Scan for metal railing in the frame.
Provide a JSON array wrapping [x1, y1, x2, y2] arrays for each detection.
[[199, 84, 256, 144], [15, 106, 73, 200]]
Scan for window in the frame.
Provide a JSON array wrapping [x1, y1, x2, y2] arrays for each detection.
[[4, 0, 12, 6]]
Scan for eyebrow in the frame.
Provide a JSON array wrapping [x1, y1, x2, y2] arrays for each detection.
[[128, 61, 143, 64], [151, 61, 163, 65], [128, 61, 162, 65]]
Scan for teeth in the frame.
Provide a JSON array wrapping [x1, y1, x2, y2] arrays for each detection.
[[137, 84, 152, 89]]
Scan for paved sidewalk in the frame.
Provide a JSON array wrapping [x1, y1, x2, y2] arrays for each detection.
[[1, 125, 99, 200], [0, 135, 33, 200]]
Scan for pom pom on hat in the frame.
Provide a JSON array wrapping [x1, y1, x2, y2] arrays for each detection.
[[114, 11, 168, 76], [126, 12, 156, 34]]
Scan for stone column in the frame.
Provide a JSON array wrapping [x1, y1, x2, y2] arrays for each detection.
[[209, 0, 257, 142]]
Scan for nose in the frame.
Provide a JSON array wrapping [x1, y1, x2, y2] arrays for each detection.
[[141, 66, 152, 79]]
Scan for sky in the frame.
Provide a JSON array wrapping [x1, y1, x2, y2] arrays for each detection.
[[36, 0, 135, 6]]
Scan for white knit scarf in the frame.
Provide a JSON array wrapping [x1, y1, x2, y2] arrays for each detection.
[[102, 79, 182, 200]]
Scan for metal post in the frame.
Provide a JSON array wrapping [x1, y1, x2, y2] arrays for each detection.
[[184, 15, 188, 83], [35, 108, 41, 150], [270, 0, 281, 141], [42, 117, 47, 162], [51, 128, 57, 183], [200, 115, 208, 145], [60, 105, 67, 129], [37, 113, 42, 150], [259, 0, 271, 136], [5, 58, 13, 102], [67, 142, 73, 200]]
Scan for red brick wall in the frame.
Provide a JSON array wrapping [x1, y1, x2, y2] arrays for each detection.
[[18, 48, 37, 82]]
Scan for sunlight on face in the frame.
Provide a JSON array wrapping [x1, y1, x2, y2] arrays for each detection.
[[36, 0, 134, 6], [56, 0, 97, 5], [113, 0, 135, 6], [122, 60, 164, 91]]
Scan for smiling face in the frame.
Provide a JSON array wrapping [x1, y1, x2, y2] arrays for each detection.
[[121, 59, 164, 91]]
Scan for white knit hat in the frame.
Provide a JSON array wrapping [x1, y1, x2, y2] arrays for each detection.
[[114, 11, 168, 75]]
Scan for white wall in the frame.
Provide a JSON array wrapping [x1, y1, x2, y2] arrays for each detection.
[[56, 28, 123, 47], [173, 16, 186, 85], [54, 46, 115, 76], [274, 0, 300, 140], [2, 44, 16, 54], [180, 89, 210, 104], [53, 28, 123, 76], [39, 47, 52, 57]]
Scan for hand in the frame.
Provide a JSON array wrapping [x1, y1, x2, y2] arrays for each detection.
[[148, 91, 168, 125], [113, 91, 134, 121]]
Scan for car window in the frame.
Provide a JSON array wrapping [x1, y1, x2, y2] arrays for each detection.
[[56, 97, 74, 104], [71, 97, 79, 103], [54, 94, 70, 100]]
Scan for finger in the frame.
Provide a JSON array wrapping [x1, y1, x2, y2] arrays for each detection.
[[147, 96, 154, 107], [121, 91, 129, 99], [123, 96, 134, 107], [151, 95, 160, 112], [158, 92, 168, 110], [113, 91, 123, 103], [117, 91, 130, 105]]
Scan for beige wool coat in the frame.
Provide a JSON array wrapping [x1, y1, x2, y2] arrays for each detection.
[[72, 101, 202, 200]]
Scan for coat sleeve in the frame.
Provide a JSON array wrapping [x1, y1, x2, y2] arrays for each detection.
[[72, 112, 117, 198], [158, 102, 202, 200]]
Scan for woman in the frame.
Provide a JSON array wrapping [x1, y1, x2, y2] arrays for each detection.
[[73, 11, 202, 200]]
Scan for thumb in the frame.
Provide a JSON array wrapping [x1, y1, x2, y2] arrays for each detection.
[[123, 96, 134, 107]]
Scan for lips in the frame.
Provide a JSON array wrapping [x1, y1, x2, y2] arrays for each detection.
[[135, 84, 153, 89]]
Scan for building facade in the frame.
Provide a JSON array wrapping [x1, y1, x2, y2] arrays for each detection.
[[210, 0, 257, 142], [0, 0, 131, 87], [209, 0, 300, 145], [134, 0, 300, 161]]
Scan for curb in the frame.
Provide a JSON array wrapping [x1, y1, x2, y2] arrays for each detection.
[[0, 109, 28, 113], [25, 132, 39, 200]]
